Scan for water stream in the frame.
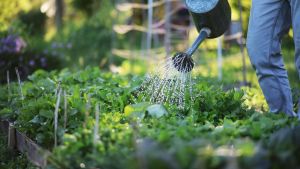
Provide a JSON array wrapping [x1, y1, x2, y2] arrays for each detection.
[[138, 56, 195, 108]]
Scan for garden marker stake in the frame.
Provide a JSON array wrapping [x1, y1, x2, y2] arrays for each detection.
[[54, 88, 62, 147], [93, 103, 100, 145], [172, 0, 231, 73], [15, 67, 24, 100], [55, 81, 61, 96], [83, 94, 91, 128], [63, 90, 67, 130], [7, 70, 11, 102]]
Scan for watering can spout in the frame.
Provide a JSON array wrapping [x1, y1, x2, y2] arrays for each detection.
[[171, 0, 231, 73], [186, 28, 211, 56]]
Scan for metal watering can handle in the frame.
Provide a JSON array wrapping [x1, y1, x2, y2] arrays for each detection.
[[186, 28, 211, 56]]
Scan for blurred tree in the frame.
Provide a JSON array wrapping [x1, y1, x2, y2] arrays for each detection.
[[63, 0, 114, 68], [0, 0, 39, 32], [18, 9, 47, 35], [0, 0, 19, 32], [72, 0, 99, 16]]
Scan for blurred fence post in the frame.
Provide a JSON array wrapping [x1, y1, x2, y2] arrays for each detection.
[[147, 0, 153, 59], [164, 0, 171, 57], [110, 0, 118, 68], [217, 37, 223, 81], [238, 0, 247, 85]]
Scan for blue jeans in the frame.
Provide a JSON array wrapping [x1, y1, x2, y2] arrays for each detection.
[[247, 0, 300, 116]]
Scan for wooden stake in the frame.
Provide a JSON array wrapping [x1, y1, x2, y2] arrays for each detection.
[[93, 103, 100, 145], [63, 90, 67, 130], [15, 67, 24, 100], [8, 123, 16, 149], [54, 88, 62, 147], [7, 70, 11, 102], [83, 95, 91, 128], [55, 81, 61, 96]]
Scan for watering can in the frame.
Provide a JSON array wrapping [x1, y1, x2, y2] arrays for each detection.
[[172, 0, 231, 73], [186, 0, 231, 38]]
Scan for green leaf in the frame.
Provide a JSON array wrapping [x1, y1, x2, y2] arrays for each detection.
[[146, 104, 168, 118], [30, 115, 43, 124], [236, 140, 255, 156], [35, 133, 45, 144], [124, 102, 150, 119], [39, 109, 53, 119], [0, 108, 11, 116], [63, 134, 77, 143], [0, 108, 12, 119]]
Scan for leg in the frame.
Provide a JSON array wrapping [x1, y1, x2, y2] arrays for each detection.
[[247, 0, 295, 116], [290, 0, 300, 75], [289, 0, 300, 114]]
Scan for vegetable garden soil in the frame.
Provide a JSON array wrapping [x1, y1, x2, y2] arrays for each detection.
[[1, 67, 300, 169]]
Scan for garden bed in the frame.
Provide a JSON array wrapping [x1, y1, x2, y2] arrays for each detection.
[[1, 67, 300, 169], [0, 120, 50, 168]]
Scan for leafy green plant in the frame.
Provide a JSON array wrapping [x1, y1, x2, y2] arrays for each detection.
[[0, 67, 299, 169]]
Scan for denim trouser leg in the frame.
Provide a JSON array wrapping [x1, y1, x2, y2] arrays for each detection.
[[247, 0, 297, 116], [289, 0, 300, 114], [290, 0, 300, 76]]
